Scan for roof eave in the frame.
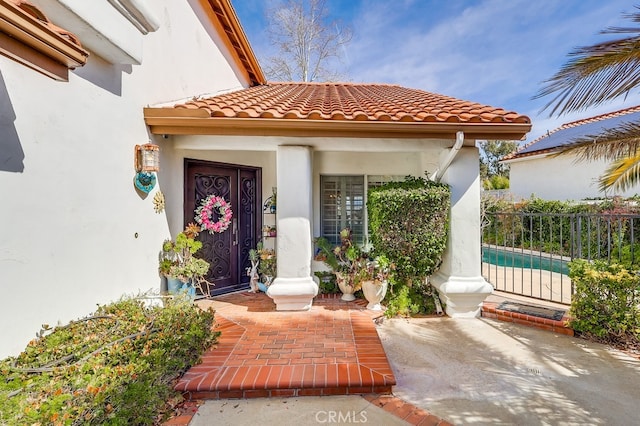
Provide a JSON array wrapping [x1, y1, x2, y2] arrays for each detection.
[[0, 0, 89, 80], [143, 111, 532, 140], [200, 0, 266, 86], [501, 150, 557, 163]]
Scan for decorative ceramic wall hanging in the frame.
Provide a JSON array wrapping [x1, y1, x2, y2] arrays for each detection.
[[134, 171, 156, 193]]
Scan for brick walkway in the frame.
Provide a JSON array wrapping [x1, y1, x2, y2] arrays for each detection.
[[175, 292, 396, 400]]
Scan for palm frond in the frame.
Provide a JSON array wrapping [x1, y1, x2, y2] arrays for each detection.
[[552, 120, 640, 161], [534, 8, 640, 116], [599, 150, 640, 191]]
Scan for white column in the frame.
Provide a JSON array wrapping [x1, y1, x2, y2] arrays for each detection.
[[431, 146, 493, 317], [266, 146, 318, 310]]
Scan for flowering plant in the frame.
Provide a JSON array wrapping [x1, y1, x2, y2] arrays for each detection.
[[314, 229, 394, 291], [257, 244, 277, 283], [195, 195, 233, 234], [355, 255, 395, 286], [315, 229, 370, 291]]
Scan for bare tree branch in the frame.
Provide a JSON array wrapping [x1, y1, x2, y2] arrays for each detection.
[[264, 0, 352, 82]]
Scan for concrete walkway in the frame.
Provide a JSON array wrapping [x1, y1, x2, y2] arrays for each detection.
[[378, 316, 640, 425], [189, 395, 415, 426]]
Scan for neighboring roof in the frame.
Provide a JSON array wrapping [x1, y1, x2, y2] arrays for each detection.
[[201, 0, 265, 86], [504, 105, 640, 161], [144, 82, 531, 140], [0, 0, 89, 80]]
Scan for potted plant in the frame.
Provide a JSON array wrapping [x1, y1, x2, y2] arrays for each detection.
[[263, 187, 277, 214], [315, 228, 369, 301], [159, 223, 211, 297], [315, 229, 395, 307], [256, 242, 276, 292], [359, 255, 395, 310]]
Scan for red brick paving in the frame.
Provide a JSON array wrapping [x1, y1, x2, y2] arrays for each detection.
[[481, 301, 574, 336], [175, 292, 395, 400]]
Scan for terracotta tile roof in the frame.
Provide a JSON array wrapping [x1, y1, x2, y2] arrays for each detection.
[[144, 82, 531, 139], [503, 104, 640, 161], [9, 0, 84, 49], [174, 82, 530, 124]]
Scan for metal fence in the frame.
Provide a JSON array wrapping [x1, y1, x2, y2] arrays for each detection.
[[482, 212, 640, 305]]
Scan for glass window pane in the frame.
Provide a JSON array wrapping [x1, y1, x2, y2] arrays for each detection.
[[320, 175, 365, 244]]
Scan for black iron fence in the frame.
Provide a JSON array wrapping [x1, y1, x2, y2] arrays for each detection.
[[482, 212, 640, 305]]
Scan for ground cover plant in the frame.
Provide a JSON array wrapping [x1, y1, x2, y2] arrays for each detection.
[[0, 294, 218, 425]]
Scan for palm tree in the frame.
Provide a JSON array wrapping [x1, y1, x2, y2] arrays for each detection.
[[534, 6, 640, 191]]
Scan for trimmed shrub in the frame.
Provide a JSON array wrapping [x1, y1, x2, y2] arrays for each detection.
[[367, 176, 450, 316], [568, 259, 640, 344], [0, 294, 218, 425]]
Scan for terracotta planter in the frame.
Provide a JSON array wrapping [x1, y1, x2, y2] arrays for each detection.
[[362, 279, 388, 310], [335, 272, 356, 301]]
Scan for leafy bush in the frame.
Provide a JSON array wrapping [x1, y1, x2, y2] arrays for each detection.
[[611, 243, 640, 269], [368, 176, 450, 282], [483, 175, 509, 190], [383, 283, 437, 317], [367, 176, 450, 317], [568, 259, 640, 344], [0, 294, 218, 425], [314, 271, 338, 294]]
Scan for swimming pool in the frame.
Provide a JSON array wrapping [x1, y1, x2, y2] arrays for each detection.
[[482, 247, 569, 275]]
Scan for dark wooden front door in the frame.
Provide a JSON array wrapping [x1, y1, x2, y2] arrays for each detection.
[[184, 159, 261, 295]]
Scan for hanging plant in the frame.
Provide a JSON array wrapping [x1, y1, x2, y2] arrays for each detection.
[[195, 195, 233, 234]]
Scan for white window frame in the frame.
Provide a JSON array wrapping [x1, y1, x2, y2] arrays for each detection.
[[320, 174, 404, 245]]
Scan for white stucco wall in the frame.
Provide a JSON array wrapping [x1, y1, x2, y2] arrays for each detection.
[[508, 154, 640, 201], [0, 0, 248, 357], [172, 134, 446, 239]]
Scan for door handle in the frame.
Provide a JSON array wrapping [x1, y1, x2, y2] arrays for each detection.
[[232, 218, 238, 246]]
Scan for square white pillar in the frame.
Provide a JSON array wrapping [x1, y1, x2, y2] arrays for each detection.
[[266, 146, 318, 310], [431, 146, 493, 317]]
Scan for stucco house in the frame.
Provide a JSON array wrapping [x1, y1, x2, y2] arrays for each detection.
[[0, 0, 531, 358], [503, 105, 640, 200]]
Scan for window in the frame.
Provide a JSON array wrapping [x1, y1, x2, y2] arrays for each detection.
[[320, 175, 404, 245]]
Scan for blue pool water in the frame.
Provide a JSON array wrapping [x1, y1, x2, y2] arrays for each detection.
[[482, 248, 569, 275]]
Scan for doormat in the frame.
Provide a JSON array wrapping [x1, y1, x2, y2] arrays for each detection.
[[497, 301, 566, 321]]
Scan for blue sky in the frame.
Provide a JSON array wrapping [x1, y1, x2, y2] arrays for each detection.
[[233, 1, 640, 144]]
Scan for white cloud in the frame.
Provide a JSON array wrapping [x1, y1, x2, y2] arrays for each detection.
[[347, 0, 638, 109], [236, 0, 640, 143]]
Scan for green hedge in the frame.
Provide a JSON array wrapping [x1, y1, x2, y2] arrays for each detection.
[[0, 295, 218, 425], [568, 259, 640, 343], [368, 176, 450, 316]]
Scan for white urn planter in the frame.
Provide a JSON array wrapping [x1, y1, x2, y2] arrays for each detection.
[[335, 272, 356, 301], [361, 280, 388, 311]]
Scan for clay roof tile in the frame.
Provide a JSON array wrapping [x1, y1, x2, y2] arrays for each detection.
[[166, 82, 530, 127]]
